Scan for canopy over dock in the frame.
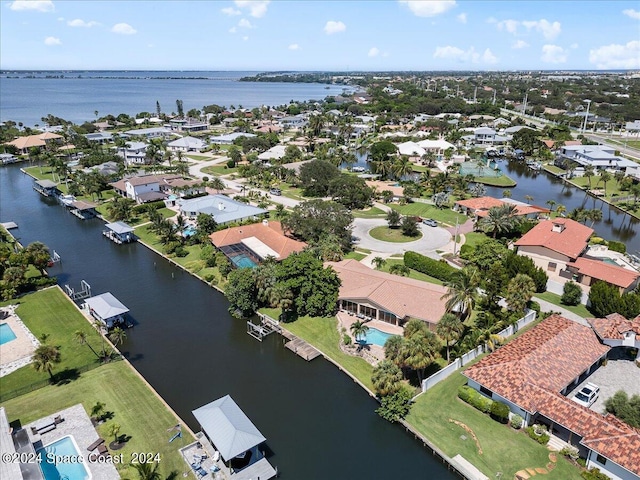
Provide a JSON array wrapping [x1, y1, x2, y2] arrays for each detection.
[[84, 292, 129, 328], [70, 200, 98, 219], [33, 179, 59, 196], [103, 221, 136, 244]]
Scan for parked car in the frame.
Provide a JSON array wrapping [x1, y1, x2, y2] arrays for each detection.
[[422, 218, 437, 227], [269, 188, 282, 196], [572, 382, 599, 408]]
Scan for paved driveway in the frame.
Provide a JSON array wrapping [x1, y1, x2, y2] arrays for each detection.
[[569, 358, 640, 414], [351, 218, 451, 255]]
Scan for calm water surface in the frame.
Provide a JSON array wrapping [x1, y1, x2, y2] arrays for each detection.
[[0, 163, 455, 479], [0, 71, 348, 126]]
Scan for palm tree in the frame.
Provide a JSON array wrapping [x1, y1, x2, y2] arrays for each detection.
[[441, 267, 480, 320], [478, 329, 504, 352], [74, 330, 100, 359], [502, 189, 512, 198], [90, 401, 106, 423], [350, 320, 369, 342], [478, 204, 521, 238], [93, 319, 107, 359], [108, 423, 121, 445], [598, 170, 612, 197], [393, 156, 414, 179], [586, 208, 603, 227], [436, 313, 464, 363], [505, 273, 536, 314], [384, 335, 406, 369], [33, 344, 61, 380], [132, 461, 161, 480], [524, 195, 534, 204], [555, 204, 566, 217], [108, 327, 127, 347], [545, 199, 556, 212], [208, 176, 225, 193], [372, 257, 386, 270], [371, 360, 403, 396], [389, 263, 410, 276], [584, 165, 595, 189], [403, 330, 439, 383]]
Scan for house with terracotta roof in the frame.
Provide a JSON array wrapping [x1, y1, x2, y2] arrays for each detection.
[[454, 196, 549, 220], [588, 313, 640, 360], [514, 218, 593, 275], [210, 220, 306, 267], [463, 315, 640, 480], [566, 257, 640, 294], [327, 259, 448, 328]]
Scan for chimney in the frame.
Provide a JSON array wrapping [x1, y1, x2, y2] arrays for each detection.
[[551, 222, 565, 233], [262, 219, 269, 226], [218, 202, 225, 211]]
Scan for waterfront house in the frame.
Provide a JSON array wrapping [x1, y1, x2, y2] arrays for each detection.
[[117, 141, 148, 165], [210, 132, 256, 145], [559, 145, 636, 172], [454, 196, 549, 220], [210, 220, 306, 267], [397, 141, 425, 159], [192, 395, 277, 480], [5, 135, 46, 154], [463, 314, 640, 480], [167, 136, 206, 153], [278, 115, 307, 129], [514, 218, 593, 275], [169, 117, 209, 133], [85, 132, 113, 144], [84, 292, 130, 328], [257, 145, 287, 163], [564, 257, 640, 294], [178, 194, 268, 224], [327, 259, 448, 329], [111, 174, 178, 203]]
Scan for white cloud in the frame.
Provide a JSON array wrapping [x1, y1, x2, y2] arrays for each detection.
[[570, 43, 579, 49], [623, 9, 640, 20], [44, 36, 61, 45], [399, 1, 456, 17], [482, 48, 498, 64], [496, 18, 561, 40], [288, 43, 301, 51], [57, 16, 63, 21], [512, 40, 529, 49], [324, 20, 346, 35], [541, 44, 567, 63], [433, 45, 497, 64], [234, 1, 270, 18], [221, 7, 241, 16], [111, 23, 137, 35], [238, 18, 253, 29], [229, 27, 237, 33], [9, 1, 54, 12], [242, 36, 249, 41], [522, 19, 561, 40], [368, 47, 380, 57], [67, 18, 99, 28], [457, 13, 467, 24], [589, 41, 640, 69]]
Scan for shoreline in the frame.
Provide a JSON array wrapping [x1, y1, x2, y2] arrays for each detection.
[[542, 165, 640, 221]]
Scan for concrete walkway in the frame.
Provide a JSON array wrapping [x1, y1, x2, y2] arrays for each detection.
[[532, 297, 589, 326]]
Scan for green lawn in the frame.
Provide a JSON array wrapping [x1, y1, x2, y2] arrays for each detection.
[[474, 175, 517, 187], [390, 203, 466, 226], [535, 291, 591, 318], [0, 287, 104, 398], [369, 226, 422, 243], [569, 176, 626, 200], [184, 154, 210, 161], [344, 251, 367, 261], [260, 308, 374, 391], [201, 164, 238, 176], [352, 206, 387, 218], [23, 166, 69, 194], [2, 362, 194, 479], [544, 164, 566, 175], [462, 232, 489, 249], [378, 259, 445, 285], [407, 373, 582, 480]]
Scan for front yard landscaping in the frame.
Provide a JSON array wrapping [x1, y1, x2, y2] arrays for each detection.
[[369, 226, 422, 243], [534, 291, 591, 318], [390, 203, 467, 225]]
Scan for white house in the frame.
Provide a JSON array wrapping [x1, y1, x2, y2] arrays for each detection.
[[118, 141, 148, 165], [167, 136, 206, 152], [124, 127, 171, 139], [258, 145, 287, 162], [560, 145, 637, 171], [209, 132, 256, 145]]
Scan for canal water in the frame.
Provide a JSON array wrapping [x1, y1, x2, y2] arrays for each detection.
[[486, 160, 640, 255], [0, 162, 456, 479]]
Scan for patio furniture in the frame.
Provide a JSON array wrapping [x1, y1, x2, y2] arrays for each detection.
[[87, 438, 105, 452], [54, 415, 63, 424], [97, 444, 108, 456], [30, 427, 38, 435]]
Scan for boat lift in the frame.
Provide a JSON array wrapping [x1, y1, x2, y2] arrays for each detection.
[[65, 280, 92, 301]]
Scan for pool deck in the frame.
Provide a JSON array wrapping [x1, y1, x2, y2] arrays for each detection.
[[337, 312, 404, 362], [24, 404, 119, 480], [0, 305, 39, 377]]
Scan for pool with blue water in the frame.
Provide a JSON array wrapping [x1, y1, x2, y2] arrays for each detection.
[[358, 327, 396, 347], [37, 436, 91, 480], [231, 254, 258, 269], [0, 323, 17, 345]]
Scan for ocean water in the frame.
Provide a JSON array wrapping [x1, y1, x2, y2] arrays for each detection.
[[0, 71, 348, 126]]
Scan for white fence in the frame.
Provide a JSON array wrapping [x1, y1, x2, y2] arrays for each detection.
[[420, 310, 537, 393]]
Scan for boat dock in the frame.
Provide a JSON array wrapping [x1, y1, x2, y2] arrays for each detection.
[[0, 222, 18, 230], [103, 221, 136, 244], [250, 313, 321, 361], [284, 337, 321, 361]]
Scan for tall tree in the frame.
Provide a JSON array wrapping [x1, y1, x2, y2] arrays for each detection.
[[33, 344, 61, 380], [436, 313, 464, 363], [505, 274, 536, 314], [350, 320, 369, 342], [441, 267, 480, 320], [74, 330, 100, 359], [478, 204, 521, 238], [371, 360, 403, 396]]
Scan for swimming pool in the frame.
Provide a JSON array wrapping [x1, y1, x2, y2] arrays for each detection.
[[183, 226, 197, 237], [358, 327, 397, 347], [0, 323, 17, 345], [231, 254, 258, 269], [37, 435, 91, 480]]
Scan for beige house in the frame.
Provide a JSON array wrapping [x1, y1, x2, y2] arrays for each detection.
[[515, 218, 593, 274]]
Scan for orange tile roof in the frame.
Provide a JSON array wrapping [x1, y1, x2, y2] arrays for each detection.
[[568, 257, 640, 289], [455, 196, 504, 211], [464, 314, 609, 412], [515, 218, 593, 260], [327, 259, 447, 323], [209, 221, 306, 260], [588, 313, 640, 340], [6, 136, 46, 149]]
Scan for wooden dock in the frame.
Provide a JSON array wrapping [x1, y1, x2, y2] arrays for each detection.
[[284, 337, 321, 361]]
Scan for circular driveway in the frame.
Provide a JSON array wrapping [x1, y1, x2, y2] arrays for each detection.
[[352, 218, 451, 254]]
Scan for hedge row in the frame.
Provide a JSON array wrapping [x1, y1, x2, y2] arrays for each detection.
[[457, 385, 493, 413], [404, 251, 457, 282]]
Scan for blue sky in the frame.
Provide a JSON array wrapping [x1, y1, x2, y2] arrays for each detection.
[[1, 0, 639, 70]]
